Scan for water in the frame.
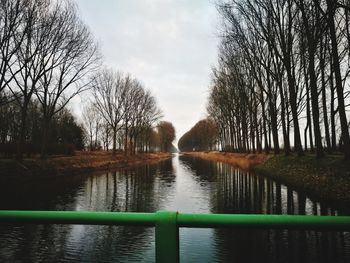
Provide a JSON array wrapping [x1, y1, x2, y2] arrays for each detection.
[[0, 154, 349, 262]]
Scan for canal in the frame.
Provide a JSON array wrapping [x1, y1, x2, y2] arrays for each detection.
[[0, 154, 349, 262]]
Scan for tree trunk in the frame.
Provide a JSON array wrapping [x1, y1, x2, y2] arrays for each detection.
[[40, 118, 50, 159], [285, 100, 291, 152], [124, 123, 128, 156], [330, 66, 337, 151], [308, 51, 324, 158], [300, 3, 323, 157], [267, 67, 279, 154], [17, 101, 29, 160], [106, 126, 109, 151], [278, 81, 290, 155], [304, 123, 308, 151], [250, 107, 256, 153], [260, 90, 269, 153], [320, 40, 331, 152], [286, 68, 303, 156], [94, 123, 99, 150], [112, 126, 117, 156], [90, 131, 93, 151], [254, 95, 262, 153], [327, 0, 350, 160], [269, 98, 280, 154]]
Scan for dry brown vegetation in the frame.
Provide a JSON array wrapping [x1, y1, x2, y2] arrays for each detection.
[[183, 151, 271, 170], [0, 151, 171, 183], [49, 151, 171, 169]]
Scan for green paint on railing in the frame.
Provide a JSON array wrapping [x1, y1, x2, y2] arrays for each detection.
[[177, 213, 350, 230], [155, 211, 179, 263], [0, 210, 350, 263]]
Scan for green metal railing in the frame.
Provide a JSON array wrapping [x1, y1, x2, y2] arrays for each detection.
[[0, 210, 350, 263]]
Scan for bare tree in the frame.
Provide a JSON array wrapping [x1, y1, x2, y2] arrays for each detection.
[[6, 0, 51, 159], [83, 104, 101, 151], [34, 0, 100, 158], [92, 69, 128, 156], [208, 0, 350, 160], [128, 86, 162, 154], [325, 0, 350, 159], [0, 0, 26, 104]]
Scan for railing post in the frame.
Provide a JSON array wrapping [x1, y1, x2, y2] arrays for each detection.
[[155, 211, 179, 263]]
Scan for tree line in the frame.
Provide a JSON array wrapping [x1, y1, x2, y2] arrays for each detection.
[[0, 98, 85, 157], [207, 0, 350, 159], [82, 69, 176, 155], [0, 0, 175, 159], [178, 118, 218, 152]]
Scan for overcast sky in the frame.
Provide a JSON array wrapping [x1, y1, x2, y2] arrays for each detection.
[[74, 0, 220, 144]]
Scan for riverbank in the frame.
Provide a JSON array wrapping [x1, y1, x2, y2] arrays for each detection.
[[184, 151, 350, 205], [0, 151, 171, 183], [183, 151, 271, 170], [255, 154, 350, 205]]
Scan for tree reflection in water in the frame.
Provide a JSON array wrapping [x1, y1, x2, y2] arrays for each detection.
[[0, 155, 349, 262]]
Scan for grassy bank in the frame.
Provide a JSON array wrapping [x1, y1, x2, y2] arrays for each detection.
[[255, 154, 350, 205], [185, 151, 350, 205], [0, 151, 171, 183], [183, 151, 271, 170]]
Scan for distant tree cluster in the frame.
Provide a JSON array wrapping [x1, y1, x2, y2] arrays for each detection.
[[0, 98, 84, 157], [208, 0, 350, 159], [0, 0, 99, 158], [83, 69, 165, 155], [178, 119, 218, 152], [157, 121, 176, 152]]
